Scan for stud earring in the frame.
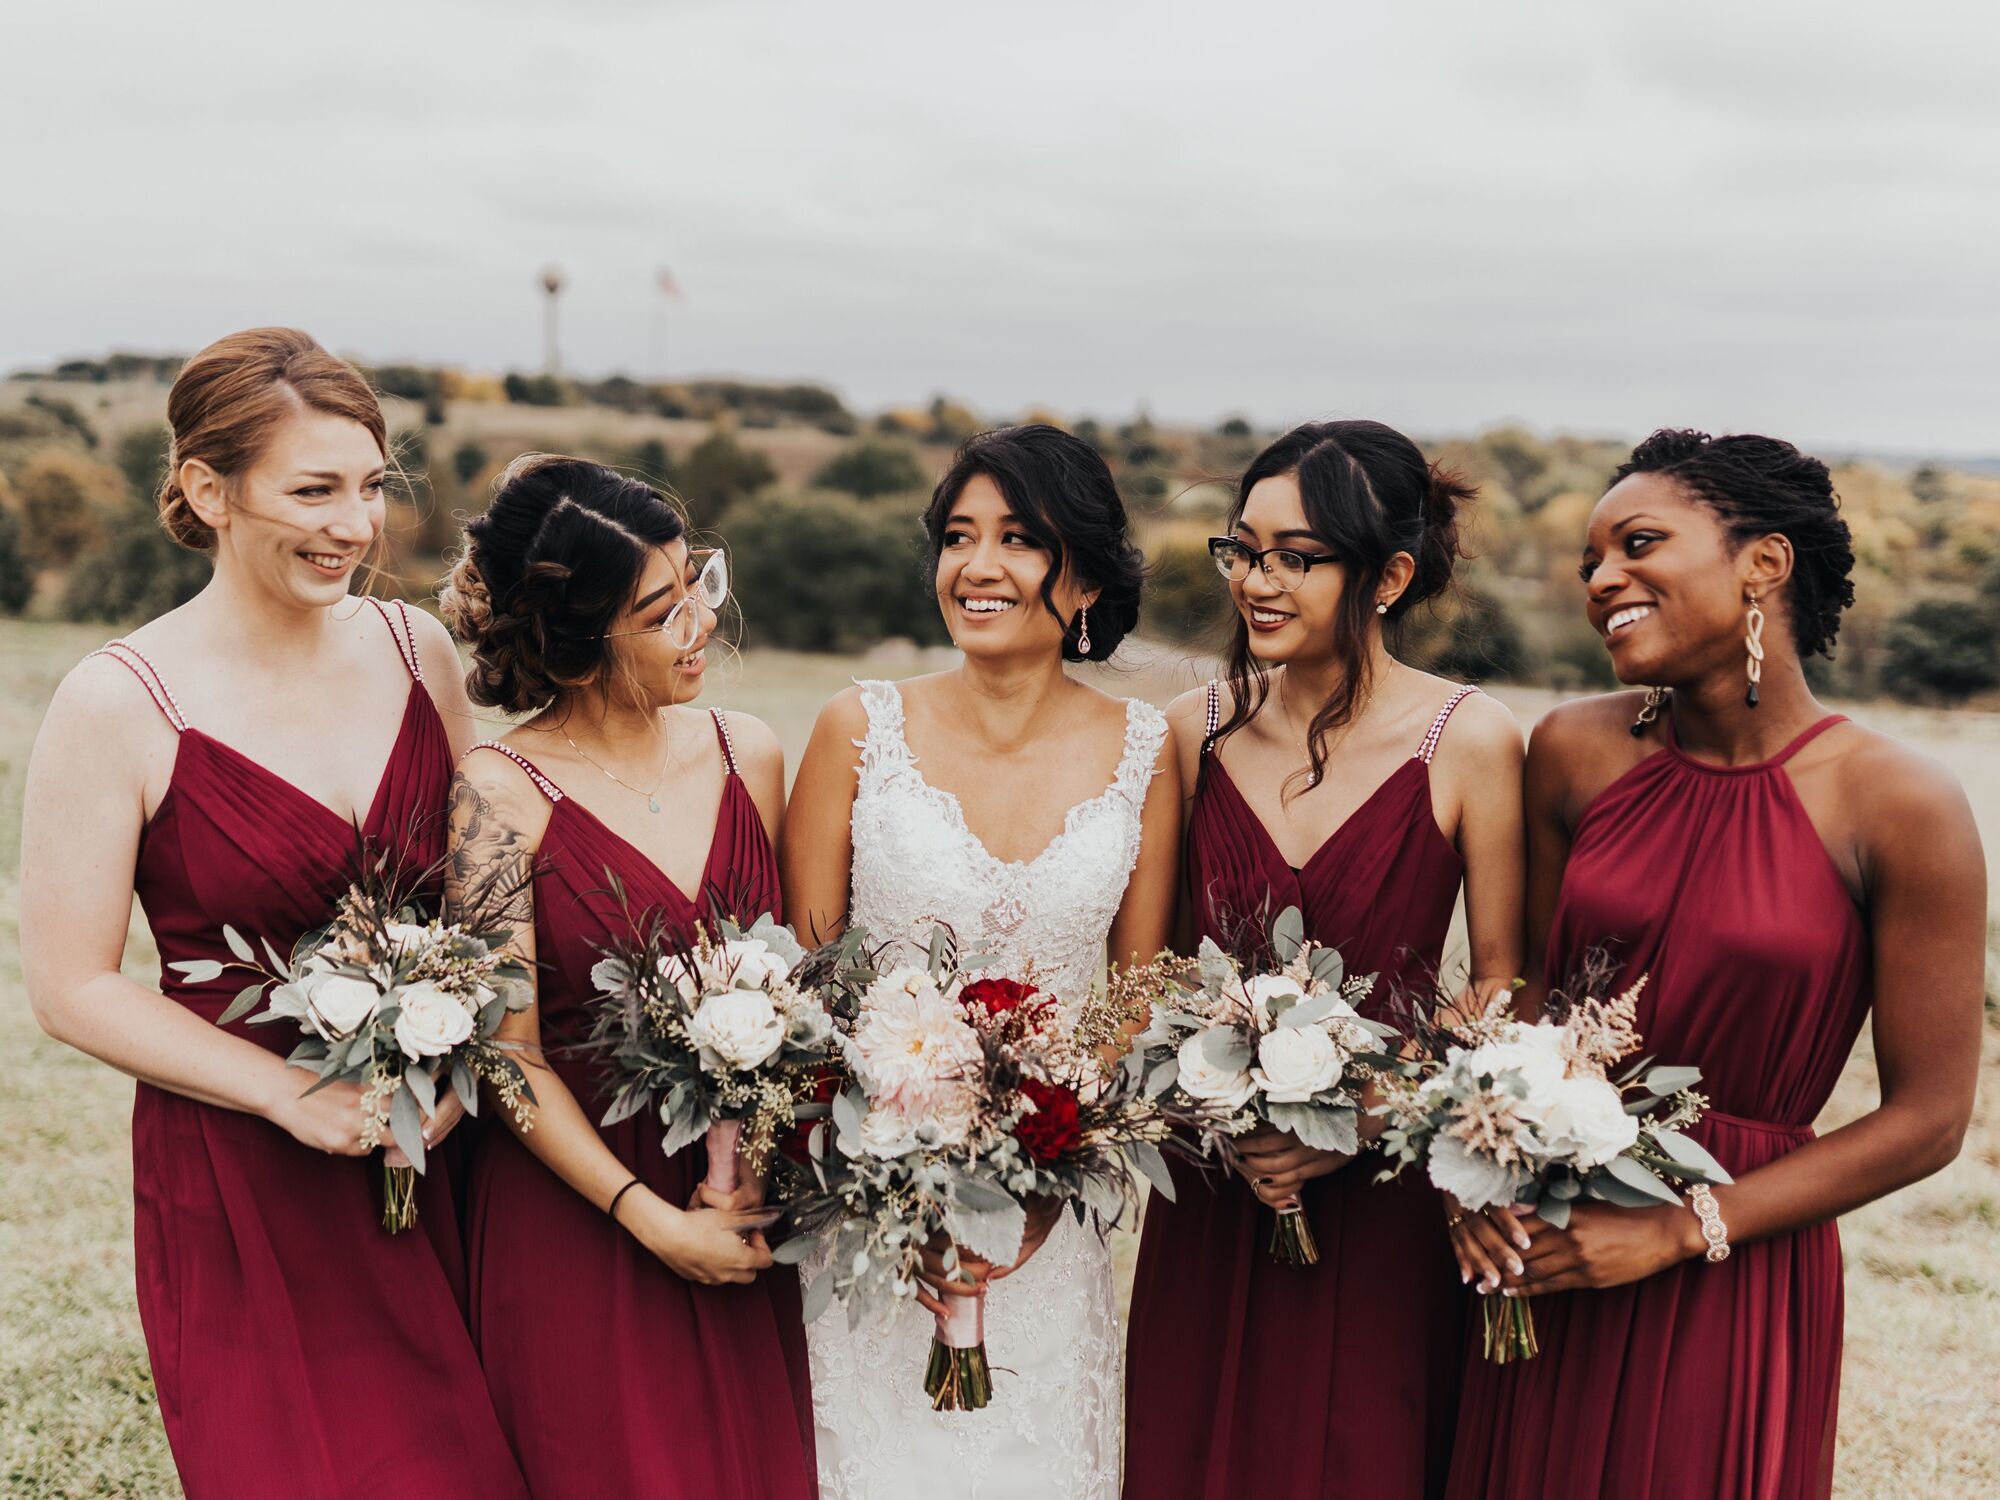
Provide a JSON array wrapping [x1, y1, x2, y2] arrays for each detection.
[[1744, 594, 1765, 708], [1076, 606, 1092, 656], [1375, 601, 1389, 615], [1630, 685, 1666, 737]]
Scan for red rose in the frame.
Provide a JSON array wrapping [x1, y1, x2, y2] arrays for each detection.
[[1013, 1076, 1082, 1164], [961, 977, 1043, 1019]]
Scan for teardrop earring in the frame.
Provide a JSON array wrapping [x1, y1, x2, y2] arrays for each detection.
[[1075, 606, 1092, 657], [1744, 594, 1765, 708]]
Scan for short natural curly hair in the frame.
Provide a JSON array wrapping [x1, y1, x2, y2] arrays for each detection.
[[1608, 428, 1856, 658]]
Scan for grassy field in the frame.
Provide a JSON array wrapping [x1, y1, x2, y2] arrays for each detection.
[[1, 621, 1995, 1497]]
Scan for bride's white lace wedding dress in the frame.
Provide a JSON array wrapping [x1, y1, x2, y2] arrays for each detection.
[[808, 678, 1167, 1500]]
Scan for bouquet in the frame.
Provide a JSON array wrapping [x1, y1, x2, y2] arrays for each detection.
[[586, 911, 841, 1200], [1129, 906, 1394, 1264], [1374, 959, 1733, 1362], [194, 847, 538, 1231], [776, 928, 1180, 1412]]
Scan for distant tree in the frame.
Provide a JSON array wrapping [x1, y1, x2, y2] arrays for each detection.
[[1909, 464, 1949, 505], [1217, 416, 1253, 438], [7, 449, 129, 567], [677, 429, 776, 519], [1071, 418, 1106, 454], [812, 439, 928, 499], [1142, 535, 1228, 645], [724, 492, 947, 651], [423, 386, 448, 425], [1482, 426, 1550, 501], [1883, 599, 2000, 703], [114, 422, 172, 500], [25, 393, 99, 448], [622, 438, 676, 489], [0, 505, 32, 614], [1418, 586, 1532, 682], [502, 372, 567, 407], [927, 397, 982, 445], [452, 441, 491, 488], [368, 365, 437, 402], [60, 505, 211, 623]]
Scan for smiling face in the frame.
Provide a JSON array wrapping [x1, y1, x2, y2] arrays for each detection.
[[606, 538, 714, 706], [191, 407, 387, 608], [934, 473, 1087, 663], [1581, 472, 1773, 686]]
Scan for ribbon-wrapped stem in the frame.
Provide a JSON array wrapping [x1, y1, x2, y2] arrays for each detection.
[[922, 1284, 993, 1411]]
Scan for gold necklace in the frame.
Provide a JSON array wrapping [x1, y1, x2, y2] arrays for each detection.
[[1275, 673, 1321, 788], [561, 722, 671, 814]]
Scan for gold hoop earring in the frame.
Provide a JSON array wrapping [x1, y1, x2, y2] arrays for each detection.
[[1744, 594, 1765, 708], [1630, 685, 1666, 738]]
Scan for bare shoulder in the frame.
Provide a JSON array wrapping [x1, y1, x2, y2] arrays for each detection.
[[1434, 686, 1523, 758], [1525, 691, 1651, 766], [716, 709, 784, 779], [810, 683, 874, 746], [1825, 720, 1976, 838], [401, 602, 465, 682]]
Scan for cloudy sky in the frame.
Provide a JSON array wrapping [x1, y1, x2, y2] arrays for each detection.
[[5, 0, 1996, 453]]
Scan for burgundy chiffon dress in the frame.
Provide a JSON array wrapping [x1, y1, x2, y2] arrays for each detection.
[[1124, 683, 1480, 1500], [1448, 714, 1865, 1500], [465, 710, 817, 1500], [92, 601, 529, 1500]]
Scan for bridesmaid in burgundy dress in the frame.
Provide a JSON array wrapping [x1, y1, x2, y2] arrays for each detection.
[[1449, 431, 1986, 1500], [1125, 420, 1526, 1500], [18, 328, 526, 1498], [440, 455, 816, 1499]]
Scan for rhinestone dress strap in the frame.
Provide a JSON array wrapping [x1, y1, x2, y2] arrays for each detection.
[[1204, 678, 1222, 747], [363, 597, 425, 683], [88, 641, 191, 732], [709, 707, 740, 777], [467, 741, 565, 803], [1416, 684, 1479, 765]]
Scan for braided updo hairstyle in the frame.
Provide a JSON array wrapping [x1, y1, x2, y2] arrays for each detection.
[[438, 454, 687, 713], [1211, 419, 1476, 795], [921, 424, 1145, 664], [1607, 429, 1856, 658]]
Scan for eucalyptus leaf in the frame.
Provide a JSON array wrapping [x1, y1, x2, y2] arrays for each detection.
[[1650, 1128, 1733, 1185], [1198, 1026, 1253, 1073], [1643, 1065, 1703, 1095], [1538, 1193, 1572, 1229], [1130, 1140, 1177, 1202], [222, 925, 255, 963], [660, 1108, 707, 1160], [169, 959, 226, 984], [1276, 990, 1339, 1030], [1270, 906, 1306, 964], [801, 1270, 835, 1324], [831, 1088, 866, 1145], [1307, 945, 1346, 987], [219, 983, 267, 1026], [1594, 1154, 1680, 1206], [403, 1065, 437, 1120], [451, 1058, 479, 1116], [261, 938, 292, 977], [599, 1088, 649, 1129], [389, 1087, 427, 1173], [1143, 1057, 1180, 1099], [771, 1233, 818, 1266], [951, 1176, 1020, 1215]]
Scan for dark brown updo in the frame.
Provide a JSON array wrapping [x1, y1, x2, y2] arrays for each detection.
[[158, 327, 387, 552], [439, 454, 687, 713]]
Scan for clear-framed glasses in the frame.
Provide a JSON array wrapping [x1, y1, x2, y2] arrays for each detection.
[[1207, 536, 1338, 594], [604, 548, 729, 650]]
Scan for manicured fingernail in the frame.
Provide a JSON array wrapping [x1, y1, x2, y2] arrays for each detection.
[[1461, 1268, 1471, 1284], [1502, 1288, 1519, 1299], [1514, 1233, 1531, 1250], [1509, 1258, 1524, 1276], [1482, 1273, 1498, 1292]]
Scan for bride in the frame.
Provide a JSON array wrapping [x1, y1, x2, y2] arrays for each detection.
[[781, 424, 1180, 1498]]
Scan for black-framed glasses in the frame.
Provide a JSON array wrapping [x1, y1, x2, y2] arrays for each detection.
[[1207, 536, 1338, 594], [603, 549, 729, 650]]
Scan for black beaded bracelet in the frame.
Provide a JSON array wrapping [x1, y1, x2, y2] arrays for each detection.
[[607, 1177, 644, 1224]]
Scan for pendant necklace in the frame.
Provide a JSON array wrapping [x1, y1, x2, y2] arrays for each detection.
[[562, 723, 671, 813], [1276, 673, 1321, 788]]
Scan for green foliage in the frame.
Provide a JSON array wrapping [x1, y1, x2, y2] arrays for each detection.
[[25, 393, 98, 448], [621, 437, 676, 490], [452, 440, 490, 488], [927, 396, 982, 446], [1143, 533, 1228, 646], [812, 439, 928, 499], [0, 506, 32, 614], [724, 492, 949, 652], [59, 504, 211, 623], [1408, 585, 1534, 682], [678, 428, 777, 520], [6, 449, 128, 568], [114, 422, 171, 501], [1883, 600, 2000, 703], [1217, 417, 1253, 438], [367, 365, 438, 402], [502, 372, 567, 406]]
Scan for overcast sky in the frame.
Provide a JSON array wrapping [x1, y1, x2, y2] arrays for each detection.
[[4, 0, 1996, 453]]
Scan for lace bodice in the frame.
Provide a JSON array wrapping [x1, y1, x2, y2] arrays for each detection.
[[847, 679, 1167, 1019], [810, 679, 1166, 1500]]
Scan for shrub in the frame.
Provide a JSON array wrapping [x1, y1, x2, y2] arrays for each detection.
[[452, 440, 490, 488], [1143, 534, 1228, 646], [812, 439, 928, 499], [6, 449, 129, 568], [678, 429, 776, 521], [1883, 599, 2000, 703], [723, 492, 948, 652], [60, 505, 211, 623], [0, 505, 32, 614], [502, 373, 567, 407], [115, 423, 171, 501]]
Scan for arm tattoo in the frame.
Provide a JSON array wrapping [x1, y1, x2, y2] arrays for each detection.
[[446, 771, 536, 929]]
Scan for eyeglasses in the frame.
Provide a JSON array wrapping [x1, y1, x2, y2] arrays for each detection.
[[603, 549, 729, 650], [1207, 536, 1339, 594]]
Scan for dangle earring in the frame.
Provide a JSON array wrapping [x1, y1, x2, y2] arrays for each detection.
[[1075, 606, 1092, 656], [1629, 686, 1666, 738], [1743, 593, 1765, 708]]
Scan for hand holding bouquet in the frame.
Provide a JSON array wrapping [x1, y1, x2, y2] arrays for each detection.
[[1374, 960, 1732, 1362], [777, 929, 1180, 1412], [196, 860, 537, 1231], [587, 913, 841, 1204], [1129, 907, 1394, 1264]]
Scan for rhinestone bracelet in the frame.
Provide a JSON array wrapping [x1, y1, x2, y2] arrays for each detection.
[[1687, 1183, 1730, 1263]]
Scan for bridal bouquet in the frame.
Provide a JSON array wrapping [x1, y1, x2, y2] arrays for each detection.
[[1129, 907, 1394, 1264], [585, 913, 842, 1198], [196, 853, 537, 1231], [1374, 960, 1733, 1362], [776, 928, 1179, 1412]]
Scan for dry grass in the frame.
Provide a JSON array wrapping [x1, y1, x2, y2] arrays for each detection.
[[0, 623, 1993, 1497]]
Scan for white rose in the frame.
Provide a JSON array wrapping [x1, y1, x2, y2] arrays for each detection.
[[307, 973, 382, 1037], [656, 953, 703, 1004], [1460, 1029, 1569, 1109], [383, 921, 433, 955], [392, 981, 475, 1059], [1243, 972, 1307, 1027], [1534, 1074, 1640, 1167], [1176, 1030, 1256, 1112], [713, 936, 792, 992], [1251, 1025, 1343, 1103], [686, 987, 787, 1071]]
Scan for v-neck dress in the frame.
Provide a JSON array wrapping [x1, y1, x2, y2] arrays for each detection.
[[463, 712, 817, 1500], [1124, 682, 1479, 1500], [91, 603, 529, 1500]]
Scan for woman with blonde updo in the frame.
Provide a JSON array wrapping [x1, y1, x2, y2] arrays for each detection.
[[440, 455, 815, 1499], [19, 328, 527, 1497]]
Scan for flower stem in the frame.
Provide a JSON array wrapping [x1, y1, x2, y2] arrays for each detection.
[[1268, 1204, 1320, 1266], [1481, 1296, 1539, 1363], [381, 1162, 419, 1234]]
